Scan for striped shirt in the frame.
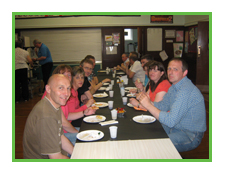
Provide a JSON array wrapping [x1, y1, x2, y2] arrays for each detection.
[[154, 76, 206, 133]]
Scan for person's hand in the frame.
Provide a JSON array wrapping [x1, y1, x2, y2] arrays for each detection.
[[135, 80, 144, 91], [84, 107, 96, 116], [34, 47, 38, 52], [125, 61, 130, 67], [85, 98, 95, 107], [129, 98, 139, 107], [81, 94, 88, 103], [32, 58, 36, 61], [117, 65, 122, 70], [102, 78, 111, 83], [138, 92, 152, 109]]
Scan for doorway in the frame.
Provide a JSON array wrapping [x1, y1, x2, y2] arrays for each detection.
[[124, 28, 138, 53]]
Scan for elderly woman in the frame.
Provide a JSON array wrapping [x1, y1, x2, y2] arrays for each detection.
[[15, 41, 33, 103], [130, 61, 171, 109]]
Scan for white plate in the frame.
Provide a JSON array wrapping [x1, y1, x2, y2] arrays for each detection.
[[98, 87, 106, 91], [94, 102, 108, 108], [125, 87, 137, 91], [103, 83, 110, 86], [98, 70, 107, 72], [133, 115, 156, 124], [93, 93, 108, 98], [127, 94, 136, 97], [83, 115, 106, 123], [117, 72, 125, 75], [77, 130, 104, 141], [127, 103, 134, 107]]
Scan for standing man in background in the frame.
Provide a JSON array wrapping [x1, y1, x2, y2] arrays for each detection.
[[33, 39, 53, 93]]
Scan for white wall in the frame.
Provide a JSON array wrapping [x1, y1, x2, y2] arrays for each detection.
[[184, 15, 209, 26]]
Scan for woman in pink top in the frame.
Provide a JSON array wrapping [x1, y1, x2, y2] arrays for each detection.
[[130, 61, 171, 109]]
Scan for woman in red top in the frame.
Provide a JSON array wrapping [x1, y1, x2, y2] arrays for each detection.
[[130, 61, 171, 109]]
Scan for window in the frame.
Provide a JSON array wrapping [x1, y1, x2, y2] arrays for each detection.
[[124, 29, 133, 40]]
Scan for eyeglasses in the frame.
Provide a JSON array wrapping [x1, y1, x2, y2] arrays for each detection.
[[83, 67, 93, 71]]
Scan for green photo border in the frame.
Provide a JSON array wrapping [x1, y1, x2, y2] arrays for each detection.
[[12, 12, 212, 162]]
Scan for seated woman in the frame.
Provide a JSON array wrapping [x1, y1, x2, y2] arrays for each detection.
[[130, 61, 171, 109], [69, 66, 98, 127], [42, 64, 96, 145]]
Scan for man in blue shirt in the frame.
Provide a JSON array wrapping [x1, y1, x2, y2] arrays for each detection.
[[137, 58, 206, 152], [33, 39, 53, 92]]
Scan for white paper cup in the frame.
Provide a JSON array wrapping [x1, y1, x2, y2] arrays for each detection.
[[124, 78, 128, 85], [109, 90, 114, 97], [111, 109, 117, 120], [111, 80, 114, 85], [122, 97, 128, 105], [120, 88, 125, 96], [108, 101, 114, 110], [109, 126, 118, 139], [109, 84, 113, 90]]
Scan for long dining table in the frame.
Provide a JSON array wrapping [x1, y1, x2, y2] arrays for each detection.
[[71, 70, 182, 159]]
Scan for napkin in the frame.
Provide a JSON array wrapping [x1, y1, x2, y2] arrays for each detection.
[[99, 120, 118, 126], [134, 106, 147, 112], [105, 87, 110, 91]]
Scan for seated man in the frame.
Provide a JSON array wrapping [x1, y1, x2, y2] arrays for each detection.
[[137, 58, 206, 152], [124, 52, 145, 85], [78, 58, 94, 104], [140, 54, 154, 87], [23, 74, 74, 159], [117, 53, 129, 72], [84, 55, 111, 94]]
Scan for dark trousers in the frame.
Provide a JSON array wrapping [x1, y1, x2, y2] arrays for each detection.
[[15, 68, 29, 101], [41, 62, 53, 91]]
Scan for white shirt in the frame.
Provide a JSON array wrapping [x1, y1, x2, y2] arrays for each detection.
[[15, 48, 29, 70], [129, 60, 145, 84], [124, 58, 129, 64]]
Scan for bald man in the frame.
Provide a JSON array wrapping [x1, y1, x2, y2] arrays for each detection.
[[23, 74, 74, 159]]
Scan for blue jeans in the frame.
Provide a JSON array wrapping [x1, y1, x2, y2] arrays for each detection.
[[162, 125, 204, 152], [64, 127, 80, 145]]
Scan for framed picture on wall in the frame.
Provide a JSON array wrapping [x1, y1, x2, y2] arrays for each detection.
[[173, 43, 183, 58], [188, 25, 198, 53], [165, 30, 175, 38], [176, 31, 184, 42]]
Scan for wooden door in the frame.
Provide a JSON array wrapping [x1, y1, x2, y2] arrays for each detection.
[[196, 21, 209, 85], [101, 27, 124, 69]]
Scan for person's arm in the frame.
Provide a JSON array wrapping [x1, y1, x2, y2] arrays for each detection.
[[67, 111, 84, 121], [48, 152, 70, 159], [61, 112, 78, 133], [33, 47, 47, 61], [48, 135, 74, 159], [127, 70, 135, 79], [61, 134, 74, 156], [120, 63, 127, 72], [90, 78, 111, 94], [84, 90, 93, 99], [26, 55, 33, 67], [154, 91, 167, 102], [33, 56, 46, 61], [138, 92, 160, 120]]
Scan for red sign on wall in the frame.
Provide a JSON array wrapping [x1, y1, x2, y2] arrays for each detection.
[[150, 15, 173, 23]]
